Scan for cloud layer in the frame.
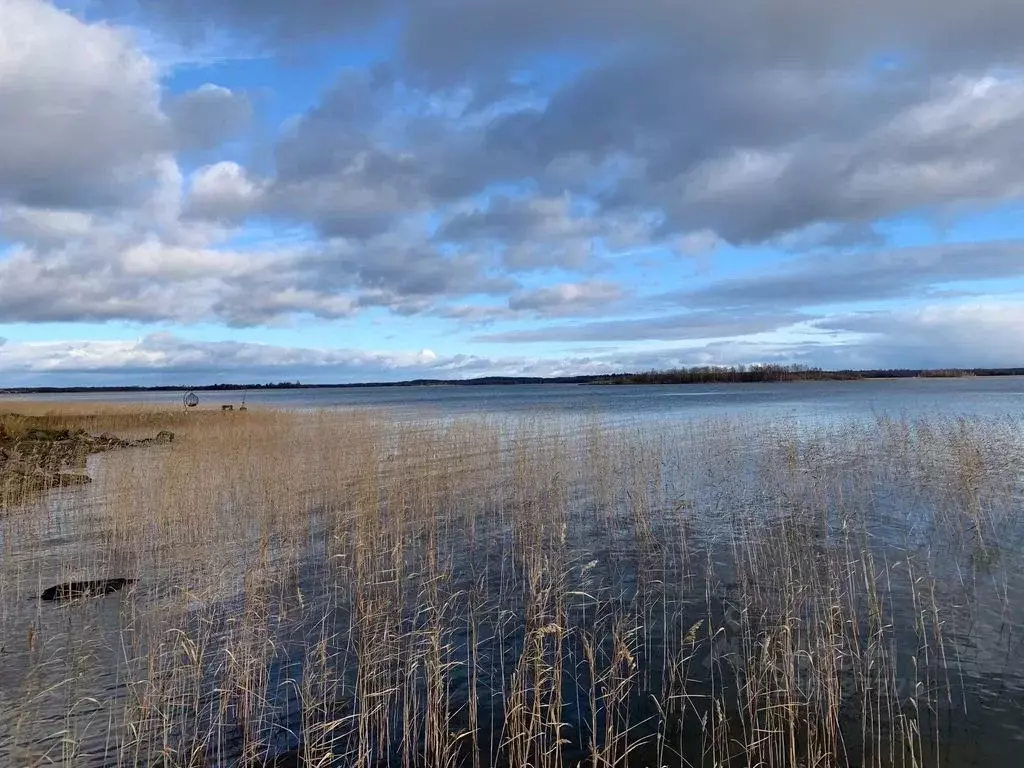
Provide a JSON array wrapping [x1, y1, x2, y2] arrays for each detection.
[[3, 0, 1024, 383]]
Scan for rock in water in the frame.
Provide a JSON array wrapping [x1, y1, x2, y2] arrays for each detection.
[[55, 473, 92, 487], [40, 578, 135, 602]]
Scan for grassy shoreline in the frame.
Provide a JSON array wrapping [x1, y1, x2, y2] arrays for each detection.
[[1, 404, 1022, 766], [1, 406, 179, 509]]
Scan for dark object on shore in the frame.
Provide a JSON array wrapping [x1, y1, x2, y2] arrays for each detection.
[[261, 751, 302, 768], [40, 578, 135, 602], [222, 404, 234, 411]]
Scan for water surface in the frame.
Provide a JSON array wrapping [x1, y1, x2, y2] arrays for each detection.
[[2, 379, 1024, 766]]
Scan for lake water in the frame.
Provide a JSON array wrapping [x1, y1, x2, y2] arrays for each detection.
[[8, 375, 1024, 423], [3, 377, 1024, 767]]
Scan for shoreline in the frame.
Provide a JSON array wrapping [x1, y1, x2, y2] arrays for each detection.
[[3, 369, 1023, 396], [0, 416, 174, 508]]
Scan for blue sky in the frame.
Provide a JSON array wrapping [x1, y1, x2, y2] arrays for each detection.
[[2, 0, 1024, 386]]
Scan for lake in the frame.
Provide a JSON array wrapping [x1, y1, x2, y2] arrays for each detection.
[[2, 378, 1024, 767], [8, 375, 1024, 423]]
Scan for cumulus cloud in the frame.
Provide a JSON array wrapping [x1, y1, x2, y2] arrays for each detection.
[[0, 0, 167, 209], [186, 161, 264, 222], [107, 0, 1024, 244], [0, 215, 517, 327], [5, 0, 1024, 382], [438, 195, 626, 271], [508, 281, 624, 315], [165, 84, 253, 150]]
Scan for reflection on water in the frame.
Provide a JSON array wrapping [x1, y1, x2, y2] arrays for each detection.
[[1, 407, 1024, 766]]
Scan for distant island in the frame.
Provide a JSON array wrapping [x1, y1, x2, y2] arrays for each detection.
[[2, 364, 1023, 394]]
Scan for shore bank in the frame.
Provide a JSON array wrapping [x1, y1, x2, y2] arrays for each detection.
[[0, 413, 174, 508]]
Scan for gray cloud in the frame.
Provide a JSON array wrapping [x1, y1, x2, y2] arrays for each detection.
[[166, 84, 253, 151], [476, 62, 1024, 244], [673, 241, 1024, 310], [811, 303, 1024, 369], [476, 310, 805, 343], [112, 1, 1024, 76], [119, 0, 387, 44], [262, 69, 438, 238], [0, 213, 517, 327], [306, 236, 517, 300], [437, 195, 602, 271], [507, 280, 624, 314], [147, 3, 1024, 247], [185, 162, 264, 223], [0, 0, 168, 210], [435, 280, 626, 325], [7, 0, 1024, 381]]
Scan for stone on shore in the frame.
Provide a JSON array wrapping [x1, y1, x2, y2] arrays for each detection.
[[1, 421, 175, 509]]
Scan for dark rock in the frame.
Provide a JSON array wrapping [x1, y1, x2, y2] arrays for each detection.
[[40, 578, 135, 602], [155, 430, 175, 444], [55, 473, 92, 487]]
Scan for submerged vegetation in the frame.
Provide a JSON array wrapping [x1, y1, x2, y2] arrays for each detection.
[[0, 403, 1023, 766]]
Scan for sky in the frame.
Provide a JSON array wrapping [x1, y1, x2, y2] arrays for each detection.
[[2, 0, 1024, 386]]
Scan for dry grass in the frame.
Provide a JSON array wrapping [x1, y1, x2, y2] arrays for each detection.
[[0, 401, 247, 439], [1, 405, 1022, 767]]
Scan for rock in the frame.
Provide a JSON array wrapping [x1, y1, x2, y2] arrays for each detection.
[[155, 430, 175, 444], [25, 428, 71, 441], [55, 473, 92, 487], [40, 578, 135, 602]]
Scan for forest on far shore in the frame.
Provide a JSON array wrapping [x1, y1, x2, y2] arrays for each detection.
[[3, 365, 1024, 394]]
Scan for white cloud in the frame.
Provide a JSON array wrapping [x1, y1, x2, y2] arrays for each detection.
[[813, 301, 1024, 368], [186, 161, 265, 223], [508, 281, 624, 314], [0, 333, 624, 385], [4, 0, 1024, 384], [0, 0, 168, 209]]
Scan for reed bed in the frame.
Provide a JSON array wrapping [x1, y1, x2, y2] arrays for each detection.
[[1, 406, 1022, 767]]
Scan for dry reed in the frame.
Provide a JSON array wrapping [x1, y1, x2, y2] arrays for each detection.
[[1, 404, 1022, 767]]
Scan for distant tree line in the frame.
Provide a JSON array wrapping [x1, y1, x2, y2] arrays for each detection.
[[3, 367, 1024, 394], [590, 365, 1024, 385], [848, 368, 1024, 379], [590, 364, 856, 385]]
